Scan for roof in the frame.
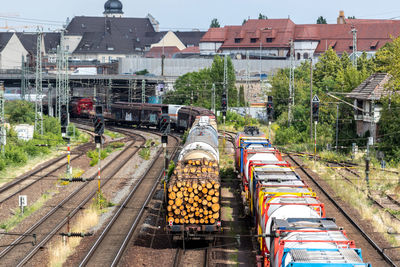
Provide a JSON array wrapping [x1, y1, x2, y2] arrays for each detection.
[[201, 27, 227, 42], [145, 46, 180, 58], [302, 22, 400, 54], [347, 73, 392, 100], [0, 33, 13, 52], [180, 46, 200, 53], [201, 19, 296, 49], [66, 16, 155, 53], [174, 31, 206, 46], [200, 18, 400, 55]]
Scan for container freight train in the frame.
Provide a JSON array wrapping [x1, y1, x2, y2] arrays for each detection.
[[165, 115, 221, 240], [235, 127, 371, 267]]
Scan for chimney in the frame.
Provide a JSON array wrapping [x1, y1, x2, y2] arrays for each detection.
[[337, 10, 346, 24]]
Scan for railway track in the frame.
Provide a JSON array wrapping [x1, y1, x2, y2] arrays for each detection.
[[0, 129, 97, 204], [173, 247, 209, 267], [316, 159, 400, 223], [286, 154, 398, 267], [0, 128, 144, 266], [78, 133, 180, 267]]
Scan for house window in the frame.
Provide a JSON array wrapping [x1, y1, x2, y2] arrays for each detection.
[[250, 38, 258, 43], [297, 53, 301, 60], [234, 38, 241, 43], [356, 100, 363, 115], [266, 38, 273, 43], [303, 52, 309, 59]]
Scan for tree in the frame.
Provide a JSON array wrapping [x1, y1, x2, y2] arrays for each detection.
[[210, 18, 220, 28], [375, 36, 400, 89], [164, 55, 237, 110], [239, 85, 246, 106], [379, 94, 400, 162], [316, 16, 327, 24], [347, 16, 356, 19], [258, 13, 268, 20], [242, 19, 247, 25]]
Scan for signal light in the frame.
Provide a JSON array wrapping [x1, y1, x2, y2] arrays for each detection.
[[94, 115, 104, 135], [312, 102, 319, 122], [221, 92, 227, 112], [60, 105, 68, 127], [161, 135, 168, 144], [160, 115, 170, 134], [95, 105, 103, 116], [266, 97, 274, 121]]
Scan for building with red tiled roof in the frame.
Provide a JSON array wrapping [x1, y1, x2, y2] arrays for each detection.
[[145, 46, 181, 58], [200, 11, 400, 61]]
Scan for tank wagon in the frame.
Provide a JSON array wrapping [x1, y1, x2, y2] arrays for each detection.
[[235, 129, 371, 266], [166, 116, 221, 239]]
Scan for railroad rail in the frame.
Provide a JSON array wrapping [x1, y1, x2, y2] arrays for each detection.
[[78, 133, 180, 267], [286, 154, 397, 267], [0, 129, 98, 204], [0, 128, 144, 266]]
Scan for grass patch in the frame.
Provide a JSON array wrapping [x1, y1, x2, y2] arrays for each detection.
[[94, 191, 115, 211], [104, 129, 124, 140], [48, 206, 99, 267], [303, 158, 400, 247], [0, 192, 54, 231], [87, 142, 125, 166], [139, 148, 150, 160]]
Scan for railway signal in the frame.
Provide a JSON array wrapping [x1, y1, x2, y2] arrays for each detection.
[[221, 92, 227, 115], [312, 95, 320, 122], [60, 104, 68, 135], [94, 105, 104, 136], [312, 95, 320, 160], [266, 96, 274, 121], [160, 106, 170, 134], [94, 116, 105, 136]]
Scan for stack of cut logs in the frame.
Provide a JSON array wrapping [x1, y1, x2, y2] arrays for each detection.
[[167, 158, 220, 224]]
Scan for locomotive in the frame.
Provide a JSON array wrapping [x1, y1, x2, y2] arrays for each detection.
[[235, 127, 371, 267]]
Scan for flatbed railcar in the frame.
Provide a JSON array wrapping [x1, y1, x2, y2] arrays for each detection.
[[165, 116, 222, 240], [234, 127, 371, 267]]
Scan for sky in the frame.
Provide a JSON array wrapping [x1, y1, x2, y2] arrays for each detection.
[[1, 0, 400, 31]]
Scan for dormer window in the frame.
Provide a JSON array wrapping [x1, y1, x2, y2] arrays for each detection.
[[234, 38, 241, 43], [370, 40, 378, 50], [266, 38, 273, 43], [250, 38, 258, 43]]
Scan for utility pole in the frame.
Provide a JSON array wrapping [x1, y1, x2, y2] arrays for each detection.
[[107, 78, 112, 111], [64, 48, 69, 117], [128, 79, 133, 103], [288, 39, 295, 125], [351, 26, 358, 68], [246, 50, 249, 114], [35, 29, 43, 135], [21, 55, 27, 100], [48, 84, 54, 117], [310, 58, 313, 140], [211, 83, 216, 114], [223, 54, 228, 109], [142, 79, 146, 104], [0, 82, 5, 154], [335, 103, 339, 152]]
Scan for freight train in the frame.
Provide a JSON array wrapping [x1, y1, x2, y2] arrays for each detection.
[[43, 97, 214, 132], [165, 115, 221, 240], [235, 127, 371, 267]]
